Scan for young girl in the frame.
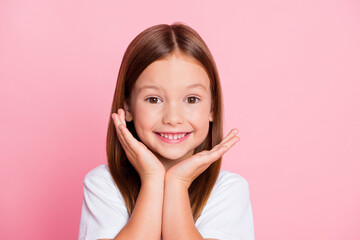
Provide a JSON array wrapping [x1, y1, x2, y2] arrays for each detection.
[[78, 22, 254, 240]]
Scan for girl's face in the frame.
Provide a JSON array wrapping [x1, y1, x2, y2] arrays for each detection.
[[126, 51, 213, 169]]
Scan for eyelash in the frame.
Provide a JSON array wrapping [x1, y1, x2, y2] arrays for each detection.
[[185, 96, 200, 104], [145, 97, 163, 104], [145, 96, 200, 104]]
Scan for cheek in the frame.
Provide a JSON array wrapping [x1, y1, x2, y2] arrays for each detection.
[[187, 105, 212, 131], [132, 103, 157, 135], [190, 111, 209, 123], [190, 101, 212, 119]]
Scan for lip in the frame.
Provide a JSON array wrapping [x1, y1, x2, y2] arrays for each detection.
[[157, 132, 189, 134], [154, 132, 191, 144]]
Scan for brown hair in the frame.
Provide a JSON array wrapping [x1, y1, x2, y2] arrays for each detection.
[[106, 22, 223, 222]]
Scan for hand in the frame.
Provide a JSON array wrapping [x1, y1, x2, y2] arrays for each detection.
[[112, 108, 166, 182], [165, 129, 240, 189]]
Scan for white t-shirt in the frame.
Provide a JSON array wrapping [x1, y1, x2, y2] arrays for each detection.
[[78, 164, 255, 240]]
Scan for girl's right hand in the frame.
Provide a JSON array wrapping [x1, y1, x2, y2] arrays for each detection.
[[112, 109, 166, 182]]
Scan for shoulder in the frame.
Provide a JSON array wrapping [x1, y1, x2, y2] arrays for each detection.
[[83, 164, 113, 184], [205, 169, 251, 206], [195, 170, 254, 238], [213, 169, 250, 194], [218, 169, 249, 184], [79, 164, 129, 239], [85, 163, 111, 178], [82, 164, 123, 200]]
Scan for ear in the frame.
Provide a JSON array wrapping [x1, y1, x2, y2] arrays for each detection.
[[124, 102, 133, 122], [209, 111, 214, 122]]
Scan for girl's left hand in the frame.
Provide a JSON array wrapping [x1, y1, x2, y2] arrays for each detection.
[[165, 128, 240, 189]]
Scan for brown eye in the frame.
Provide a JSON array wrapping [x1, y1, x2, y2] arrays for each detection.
[[186, 96, 199, 104], [146, 97, 161, 104]]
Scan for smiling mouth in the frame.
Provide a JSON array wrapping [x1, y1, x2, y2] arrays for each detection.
[[155, 132, 191, 140]]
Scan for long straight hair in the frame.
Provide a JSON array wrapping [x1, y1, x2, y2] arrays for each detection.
[[106, 22, 223, 222]]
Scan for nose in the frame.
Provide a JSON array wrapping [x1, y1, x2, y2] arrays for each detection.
[[162, 102, 184, 126]]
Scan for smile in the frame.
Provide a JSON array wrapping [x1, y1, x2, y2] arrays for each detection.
[[155, 132, 191, 143]]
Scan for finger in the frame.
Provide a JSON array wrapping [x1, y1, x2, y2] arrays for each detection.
[[118, 123, 141, 154], [217, 134, 240, 150], [112, 113, 132, 153], [218, 128, 238, 146], [118, 108, 127, 127], [213, 129, 239, 150], [198, 145, 228, 165], [117, 124, 135, 155], [210, 135, 239, 157], [193, 134, 240, 170], [221, 135, 240, 150], [111, 112, 122, 129]]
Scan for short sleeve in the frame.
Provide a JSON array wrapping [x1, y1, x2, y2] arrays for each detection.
[[78, 165, 129, 240], [195, 171, 255, 240]]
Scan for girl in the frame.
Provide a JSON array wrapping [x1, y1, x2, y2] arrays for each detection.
[[78, 22, 254, 240]]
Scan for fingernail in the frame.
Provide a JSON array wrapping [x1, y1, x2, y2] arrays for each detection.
[[118, 109, 121, 114]]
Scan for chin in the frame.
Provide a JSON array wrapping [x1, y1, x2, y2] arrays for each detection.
[[156, 149, 193, 162], [161, 152, 187, 161]]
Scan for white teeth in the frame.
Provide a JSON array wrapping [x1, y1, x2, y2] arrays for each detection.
[[159, 133, 187, 140]]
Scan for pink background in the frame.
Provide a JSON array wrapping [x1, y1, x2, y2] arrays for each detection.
[[1, 0, 359, 239]]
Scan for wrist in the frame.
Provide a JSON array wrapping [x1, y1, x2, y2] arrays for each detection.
[[141, 173, 165, 185], [165, 174, 191, 190]]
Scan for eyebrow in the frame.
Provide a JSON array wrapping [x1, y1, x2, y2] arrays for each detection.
[[137, 85, 162, 93], [138, 83, 207, 92], [186, 83, 207, 91]]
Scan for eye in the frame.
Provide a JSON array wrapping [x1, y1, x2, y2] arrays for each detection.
[[145, 97, 162, 104], [185, 96, 200, 104]]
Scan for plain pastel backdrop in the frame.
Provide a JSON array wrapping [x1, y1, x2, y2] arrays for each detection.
[[1, 0, 359, 239]]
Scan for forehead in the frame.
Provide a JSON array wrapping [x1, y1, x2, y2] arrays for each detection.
[[134, 52, 211, 92]]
